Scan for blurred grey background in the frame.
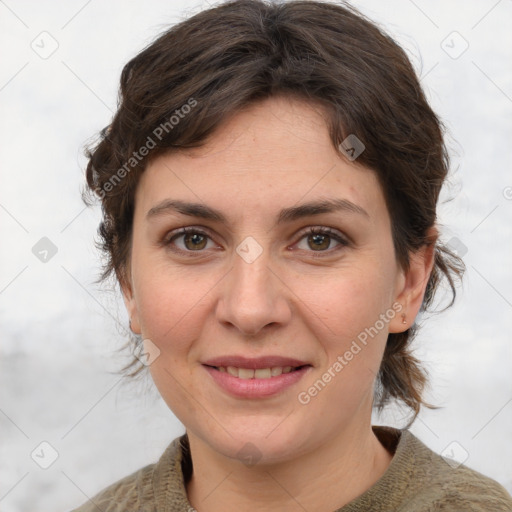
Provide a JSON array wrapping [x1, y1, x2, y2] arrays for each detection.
[[1, 0, 511, 510]]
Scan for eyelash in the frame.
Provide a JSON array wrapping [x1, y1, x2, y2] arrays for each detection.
[[162, 226, 350, 257]]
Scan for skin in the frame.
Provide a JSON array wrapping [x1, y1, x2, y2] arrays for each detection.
[[122, 95, 436, 511]]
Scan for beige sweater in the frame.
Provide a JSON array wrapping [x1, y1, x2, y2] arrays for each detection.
[[71, 426, 512, 511]]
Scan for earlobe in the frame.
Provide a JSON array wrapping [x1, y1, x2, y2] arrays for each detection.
[[389, 228, 437, 333]]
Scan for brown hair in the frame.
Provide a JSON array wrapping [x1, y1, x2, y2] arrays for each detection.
[[83, 0, 464, 421]]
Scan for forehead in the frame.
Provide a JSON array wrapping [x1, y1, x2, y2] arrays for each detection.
[[186, 95, 334, 159], [135, 96, 386, 225]]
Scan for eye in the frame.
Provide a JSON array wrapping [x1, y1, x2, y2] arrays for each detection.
[[164, 227, 216, 254], [294, 226, 349, 254]]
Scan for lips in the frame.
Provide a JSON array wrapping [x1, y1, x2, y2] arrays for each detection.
[[202, 355, 312, 398]]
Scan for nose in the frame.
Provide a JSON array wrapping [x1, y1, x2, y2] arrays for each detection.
[[215, 240, 292, 338]]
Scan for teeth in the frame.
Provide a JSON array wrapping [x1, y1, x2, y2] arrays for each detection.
[[238, 368, 255, 379], [216, 366, 301, 379], [227, 366, 238, 377], [254, 368, 271, 379]]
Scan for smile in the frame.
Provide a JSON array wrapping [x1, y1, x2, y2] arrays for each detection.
[[203, 364, 312, 398], [209, 365, 307, 379]]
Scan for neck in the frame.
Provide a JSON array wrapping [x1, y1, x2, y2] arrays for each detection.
[[185, 423, 392, 512]]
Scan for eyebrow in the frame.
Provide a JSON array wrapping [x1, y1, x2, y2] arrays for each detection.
[[146, 198, 369, 225]]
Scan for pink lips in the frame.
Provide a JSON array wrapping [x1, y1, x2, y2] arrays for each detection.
[[202, 355, 312, 398]]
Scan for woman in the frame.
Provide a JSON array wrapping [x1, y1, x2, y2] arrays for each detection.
[[73, 0, 512, 510]]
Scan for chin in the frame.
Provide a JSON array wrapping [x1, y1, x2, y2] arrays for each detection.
[[192, 416, 315, 466]]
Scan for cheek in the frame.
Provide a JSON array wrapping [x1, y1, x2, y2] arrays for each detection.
[[133, 264, 220, 354], [295, 262, 395, 344], [134, 269, 214, 417], [292, 261, 395, 404]]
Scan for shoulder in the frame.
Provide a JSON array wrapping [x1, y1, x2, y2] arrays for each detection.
[[399, 429, 512, 511], [70, 463, 155, 512], [70, 435, 188, 512]]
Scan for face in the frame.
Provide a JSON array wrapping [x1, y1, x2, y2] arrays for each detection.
[[123, 95, 429, 465]]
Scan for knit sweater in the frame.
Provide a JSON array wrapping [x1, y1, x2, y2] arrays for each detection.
[[71, 426, 512, 511]]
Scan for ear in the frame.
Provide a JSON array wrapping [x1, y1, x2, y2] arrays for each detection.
[[389, 227, 437, 333], [120, 268, 142, 335]]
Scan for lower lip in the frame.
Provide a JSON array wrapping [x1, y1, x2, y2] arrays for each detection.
[[203, 365, 311, 398]]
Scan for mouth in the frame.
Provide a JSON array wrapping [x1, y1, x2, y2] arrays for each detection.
[[204, 364, 310, 379], [201, 356, 312, 398]]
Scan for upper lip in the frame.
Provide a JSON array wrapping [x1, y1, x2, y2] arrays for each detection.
[[202, 355, 311, 369]]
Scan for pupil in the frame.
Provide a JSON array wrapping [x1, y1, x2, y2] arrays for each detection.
[[186, 233, 206, 250], [310, 233, 328, 250]]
